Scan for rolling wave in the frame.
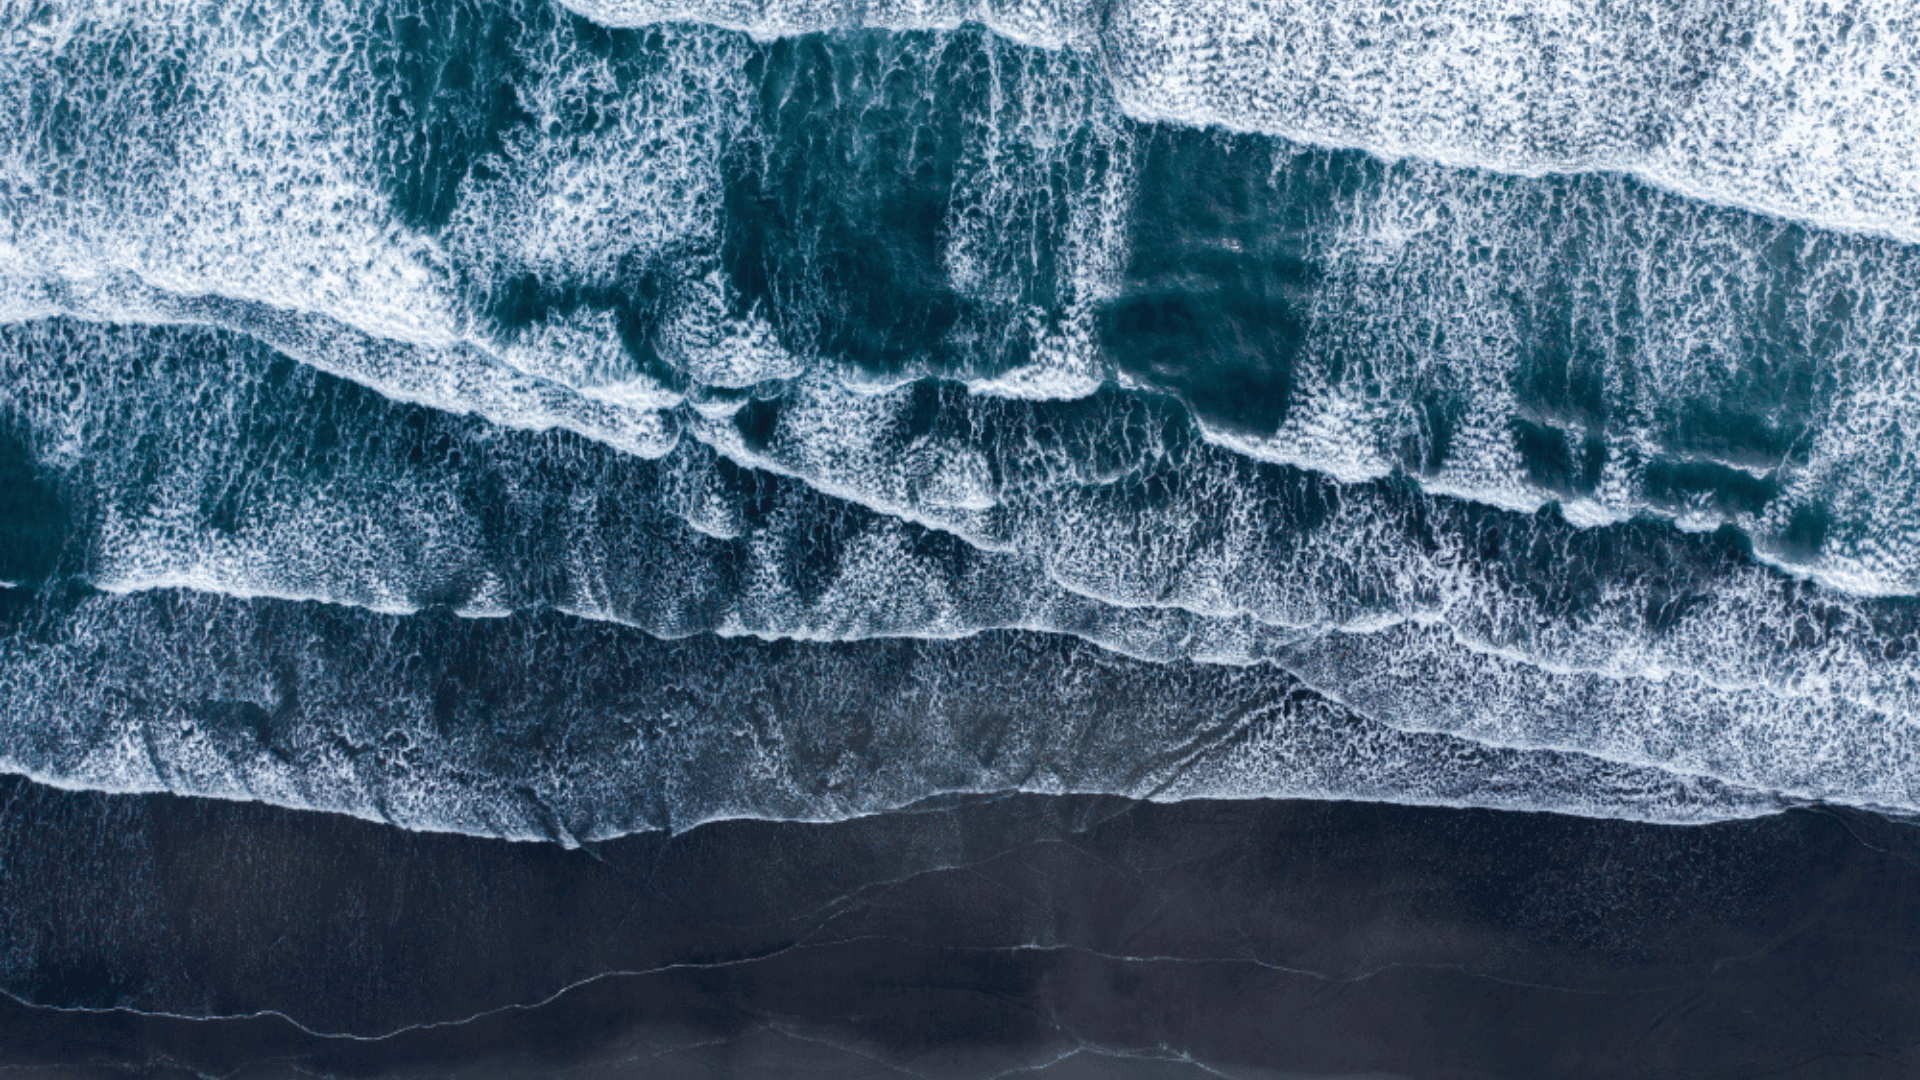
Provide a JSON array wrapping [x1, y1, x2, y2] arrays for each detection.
[[0, 589, 1784, 839]]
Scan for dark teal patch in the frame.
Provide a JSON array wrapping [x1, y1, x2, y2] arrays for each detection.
[[1104, 130, 1349, 437], [724, 29, 1097, 378], [486, 269, 687, 396], [366, 5, 711, 386], [1643, 223, 1824, 471], [1511, 419, 1607, 498], [1777, 502, 1832, 564], [0, 420, 69, 590], [1641, 459, 1782, 519], [367, 0, 537, 232]]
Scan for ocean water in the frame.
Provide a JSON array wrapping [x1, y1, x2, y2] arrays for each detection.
[[5, 0, 1920, 838]]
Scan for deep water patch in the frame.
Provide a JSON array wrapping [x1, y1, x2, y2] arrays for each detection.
[[367, 0, 538, 233], [723, 28, 1112, 379], [1103, 129, 1349, 437], [0, 421, 68, 592]]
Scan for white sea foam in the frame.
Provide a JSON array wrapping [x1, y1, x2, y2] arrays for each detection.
[[2, 271, 681, 459], [1200, 153, 1920, 596], [1274, 621, 1920, 813], [0, 1, 1129, 441], [563, 0, 1092, 48], [1, 0, 739, 452], [62, 316, 1891, 778], [680, 369, 1920, 728]]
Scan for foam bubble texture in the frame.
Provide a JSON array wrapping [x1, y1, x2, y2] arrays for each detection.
[[10, 9, 1920, 589]]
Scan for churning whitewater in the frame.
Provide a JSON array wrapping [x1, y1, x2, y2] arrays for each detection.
[[4, 0, 1920, 837]]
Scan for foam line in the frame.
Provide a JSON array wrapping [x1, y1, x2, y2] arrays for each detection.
[[7, 2, 1920, 835], [679, 370, 1920, 721]]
